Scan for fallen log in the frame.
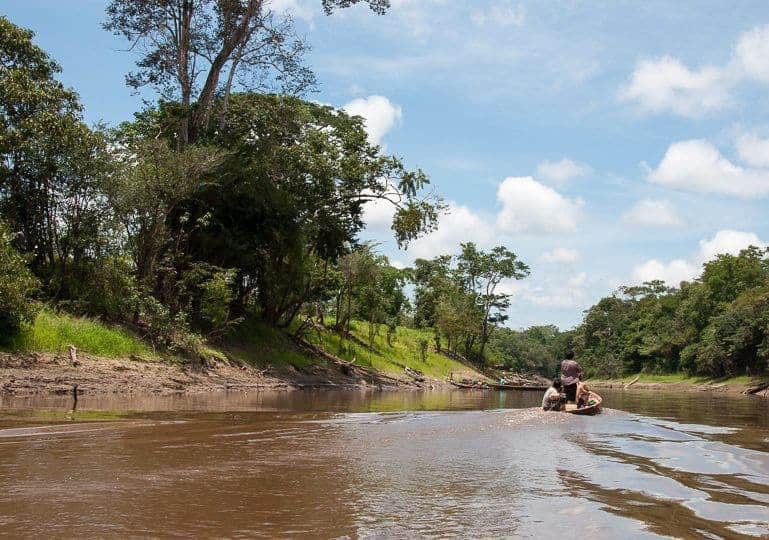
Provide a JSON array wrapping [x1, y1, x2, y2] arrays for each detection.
[[743, 381, 769, 395], [624, 376, 639, 389]]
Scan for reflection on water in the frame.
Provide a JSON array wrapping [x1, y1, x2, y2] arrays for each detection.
[[0, 389, 766, 537]]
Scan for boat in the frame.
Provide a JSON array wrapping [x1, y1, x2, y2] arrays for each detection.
[[488, 383, 548, 391], [563, 391, 602, 415], [449, 380, 490, 389]]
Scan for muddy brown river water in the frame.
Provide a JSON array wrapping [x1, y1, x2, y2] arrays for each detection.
[[0, 389, 767, 538]]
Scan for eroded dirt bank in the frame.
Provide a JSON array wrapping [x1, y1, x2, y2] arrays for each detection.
[[0, 352, 422, 396]]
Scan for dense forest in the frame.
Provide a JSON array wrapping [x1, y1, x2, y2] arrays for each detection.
[[1, 2, 768, 381], [0, 3, 529, 370]]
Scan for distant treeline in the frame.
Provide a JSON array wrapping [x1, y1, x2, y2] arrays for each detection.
[[573, 246, 769, 378]]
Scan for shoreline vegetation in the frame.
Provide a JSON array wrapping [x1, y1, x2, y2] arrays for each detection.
[[2, 9, 768, 397]]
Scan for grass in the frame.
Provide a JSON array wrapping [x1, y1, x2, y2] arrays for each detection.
[[2, 309, 484, 381], [302, 320, 482, 380], [2, 309, 154, 359], [590, 372, 756, 386], [223, 317, 318, 368]]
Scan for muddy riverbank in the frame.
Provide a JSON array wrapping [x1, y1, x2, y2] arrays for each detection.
[[588, 378, 766, 396], [0, 352, 425, 396]]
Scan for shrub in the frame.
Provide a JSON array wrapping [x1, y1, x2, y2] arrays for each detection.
[[0, 223, 39, 342]]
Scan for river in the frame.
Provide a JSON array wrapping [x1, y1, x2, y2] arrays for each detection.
[[0, 389, 767, 538]]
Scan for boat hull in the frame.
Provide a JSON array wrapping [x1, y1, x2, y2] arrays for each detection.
[[563, 391, 602, 415]]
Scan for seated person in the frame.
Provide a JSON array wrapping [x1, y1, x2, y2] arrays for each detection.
[[576, 380, 590, 408], [560, 351, 583, 403], [542, 377, 564, 411]]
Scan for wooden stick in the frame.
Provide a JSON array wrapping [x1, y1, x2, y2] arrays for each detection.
[[624, 376, 639, 389]]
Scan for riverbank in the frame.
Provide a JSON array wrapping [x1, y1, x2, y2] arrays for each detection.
[[0, 311, 487, 396], [587, 373, 767, 396]]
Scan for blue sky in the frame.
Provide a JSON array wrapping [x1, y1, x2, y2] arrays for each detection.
[[4, 0, 769, 329]]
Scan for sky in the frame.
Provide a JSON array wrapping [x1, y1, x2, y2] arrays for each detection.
[[4, 0, 769, 329]]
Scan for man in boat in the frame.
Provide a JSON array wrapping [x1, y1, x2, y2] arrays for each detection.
[[560, 352, 583, 404], [542, 377, 565, 411]]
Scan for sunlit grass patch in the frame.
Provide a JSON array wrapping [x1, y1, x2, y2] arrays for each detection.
[[2, 309, 154, 359]]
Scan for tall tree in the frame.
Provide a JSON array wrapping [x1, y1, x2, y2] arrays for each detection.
[[104, 0, 389, 144], [0, 16, 111, 291]]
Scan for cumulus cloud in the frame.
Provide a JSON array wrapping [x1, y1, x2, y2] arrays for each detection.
[[648, 139, 769, 197], [735, 24, 769, 83], [539, 247, 581, 263], [620, 56, 729, 117], [697, 229, 766, 262], [406, 202, 494, 260], [631, 229, 766, 286], [343, 95, 402, 145], [736, 133, 769, 168], [535, 158, 590, 184], [361, 195, 395, 234], [620, 24, 769, 117], [496, 176, 582, 234], [622, 199, 683, 228], [632, 259, 698, 286]]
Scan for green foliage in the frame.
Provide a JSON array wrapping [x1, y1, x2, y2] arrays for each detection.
[[574, 247, 769, 378], [409, 243, 529, 363], [487, 325, 571, 376], [0, 223, 39, 341], [3, 309, 152, 358]]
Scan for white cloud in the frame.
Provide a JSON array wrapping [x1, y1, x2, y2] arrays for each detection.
[[697, 229, 766, 262], [736, 133, 769, 168], [622, 198, 683, 228], [361, 195, 395, 233], [620, 24, 769, 117], [539, 247, 581, 263], [631, 229, 766, 286], [632, 259, 698, 286], [567, 272, 587, 288], [648, 139, 769, 197], [471, 1, 525, 28], [406, 202, 494, 260], [267, 0, 316, 24], [521, 272, 590, 308], [496, 176, 581, 234], [343, 95, 402, 145], [620, 56, 729, 117], [735, 24, 769, 83], [535, 158, 590, 184]]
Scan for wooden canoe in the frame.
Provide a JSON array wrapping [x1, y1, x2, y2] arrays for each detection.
[[488, 383, 548, 391], [564, 391, 602, 415], [449, 380, 490, 389]]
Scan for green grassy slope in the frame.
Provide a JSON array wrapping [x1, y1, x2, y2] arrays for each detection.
[[2, 310, 154, 358], [3, 311, 482, 381], [302, 320, 480, 380]]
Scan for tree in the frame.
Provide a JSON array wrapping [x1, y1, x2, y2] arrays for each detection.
[[409, 244, 529, 363], [104, 0, 389, 144], [455, 243, 529, 358], [0, 222, 39, 341], [183, 93, 438, 325], [0, 17, 114, 295]]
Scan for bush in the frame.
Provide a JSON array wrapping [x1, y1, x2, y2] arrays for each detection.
[[0, 224, 39, 342], [64, 257, 138, 322]]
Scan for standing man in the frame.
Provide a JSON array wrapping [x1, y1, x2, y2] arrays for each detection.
[[560, 351, 583, 403]]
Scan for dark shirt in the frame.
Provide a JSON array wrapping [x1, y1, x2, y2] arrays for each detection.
[[561, 359, 583, 386]]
